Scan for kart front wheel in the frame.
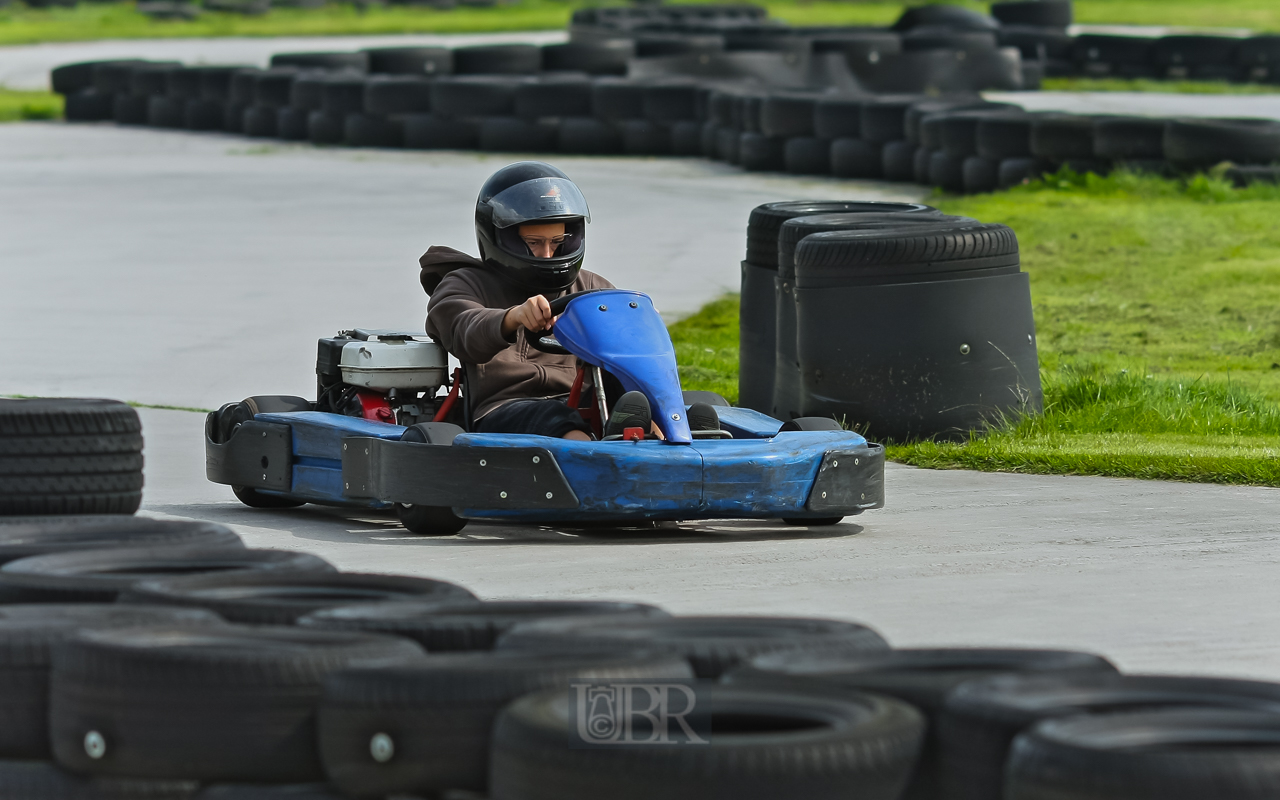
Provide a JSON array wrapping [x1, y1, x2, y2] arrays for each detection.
[[396, 503, 467, 536], [232, 485, 305, 509], [783, 517, 844, 527]]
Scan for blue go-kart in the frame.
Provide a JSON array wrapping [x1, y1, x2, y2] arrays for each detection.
[[205, 289, 884, 535]]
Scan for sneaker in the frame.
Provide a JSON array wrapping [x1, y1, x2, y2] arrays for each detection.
[[687, 402, 721, 433], [604, 391, 651, 438]]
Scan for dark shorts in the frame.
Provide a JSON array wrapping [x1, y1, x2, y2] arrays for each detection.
[[476, 398, 592, 439]]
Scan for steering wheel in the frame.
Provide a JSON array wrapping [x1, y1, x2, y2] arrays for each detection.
[[525, 289, 612, 355]]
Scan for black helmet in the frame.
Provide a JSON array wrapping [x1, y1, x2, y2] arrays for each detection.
[[474, 161, 591, 293]]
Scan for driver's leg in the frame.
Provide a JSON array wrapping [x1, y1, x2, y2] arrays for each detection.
[[475, 399, 593, 440]]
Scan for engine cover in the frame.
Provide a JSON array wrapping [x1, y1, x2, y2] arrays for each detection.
[[338, 334, 448, 392]]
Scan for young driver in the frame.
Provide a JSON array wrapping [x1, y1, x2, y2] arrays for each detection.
[[421, 161, 652, 440]]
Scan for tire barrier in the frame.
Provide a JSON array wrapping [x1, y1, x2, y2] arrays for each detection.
[[0, 502, 1273, 796], [743, 203, 1043, 438], [54, 40, 1280, 198]]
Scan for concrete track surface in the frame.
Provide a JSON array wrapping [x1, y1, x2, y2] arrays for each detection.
[[5, 120, 1279, 684], [141, 405, 1280, 682]]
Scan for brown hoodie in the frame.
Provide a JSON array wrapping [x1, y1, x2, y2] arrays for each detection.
[[420, 246, 614, 420]]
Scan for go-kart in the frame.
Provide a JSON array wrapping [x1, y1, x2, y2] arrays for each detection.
[[205, 289, 884, 534]]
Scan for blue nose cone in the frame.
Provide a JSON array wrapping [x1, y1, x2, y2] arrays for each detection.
[[552, 290, 692, 444]]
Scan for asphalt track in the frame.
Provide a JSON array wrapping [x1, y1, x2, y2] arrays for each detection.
[[5, 120, 1279, 682]]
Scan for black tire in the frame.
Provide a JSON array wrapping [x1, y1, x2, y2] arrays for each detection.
[[813, 96, 863, 139], [0, 760, 197, 799], [302, 599, 666, 650], [1093, 116, 1165, 159], [882, 141, 917, 181], [0, 546, 333, 603], [541, 42, 633, 76], [1164, 117, 1280, 167], [963, 156, 999, 193], [491, 684, 924, 800], [251, 69, 297, 108], [1005, 709, 1280, 800], [165, 68, 202, 100], [114, 93, 151, 125], [941, 110, 1014, 158], [643, 82, 698, 123], [682, 390, 729, 408], [119, 571, 477, 625], [558, 117, 623, 154], [288, 74, 325, 112], [277, 107, 309, 141], [52, 60, 135, 95], [319, 75, 365, 116], [991, 1, 1072, 27], [514, 76, 592, 120], [395, 503, 467, 536], [1072, 34, 1155, 76], [497, 615, 889, 679], [976, 112, 1037, 159], [50, 625, 425, 782], [229, 70, 261, 108], [344, 113, 403, 148], [242, 105, 278, 137], [620, 120, 671, 155], [183, 99, 224, 131], [590, 79, 645, 121], [998, 25, 1075, 61], [92, 61, 150, 95], [307, 111, 346, 145], [318, 650, 694, 797], [716, 126, 741, 163], [0, 517, 242, 565], [998, 156, 1052, 188], [64, 89, 114, 121], [892, 4, 998, 31], [778, 417, 843, 432], [146, 97, 185, 128], [452, 44, 541, 75], [941, 672, 1280, 800], [0, 399, 143, 517], [1226, 165, 1280, 187], [363, 46, 452, 76], [231, 485, 305, 509], [758, 92, 819, 138], [738, 132, 785, 171], [270, 52, 369, 72], [746, 200, 936, 269], [222, 103, 247, 134], [794, 221, 1020, 289], [914, 147, 934, 183], [634, 33, 725, 58], [1151, 35, 1241, 73], [402, 113, 479, 150], [783, 137, 831, 175], [860, 94, 918, 144], [670, 120, 702, 155], [928, 150, 968, 192], [129, 63, 177, 96], [430, 75, 520, 117], [363, 75, 430, 115], [198, 67, 248, 104], [782, 517, 844, 526], [727, 647, 1116, 800], [906, 100, 1002, 144], [1030, 114, 1098, 160], [0, 604, 221, 759], [777, 211, 956, 280], [902, 27, 999, 54]]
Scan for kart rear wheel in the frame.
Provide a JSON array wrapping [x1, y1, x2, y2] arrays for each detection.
[[783, 517, 844, 526], [396, 502, 466, 536], [232, 485, 304, 509]]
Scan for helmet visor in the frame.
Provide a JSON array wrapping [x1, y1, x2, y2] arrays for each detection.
[[488, 177, 592, 229], [496, 218, 586, 261]]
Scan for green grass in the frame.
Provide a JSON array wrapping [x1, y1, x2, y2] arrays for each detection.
[[0, 89, 62, 121], [1042, 77, 1280, 95], [669, 294, 740, 405], [6, 0, 1280, 46]]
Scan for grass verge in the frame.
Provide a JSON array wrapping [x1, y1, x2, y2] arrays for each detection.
[[4, 0, 1280, 46], [0, 89, 62, 122], [672, 168, 1280, 485], [1040, 77, 1280, 95]]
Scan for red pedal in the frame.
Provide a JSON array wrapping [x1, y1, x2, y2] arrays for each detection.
[[623, 426, 645, 441]]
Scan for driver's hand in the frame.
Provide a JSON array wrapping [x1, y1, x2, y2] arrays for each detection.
[[502, 295, 555, 339]]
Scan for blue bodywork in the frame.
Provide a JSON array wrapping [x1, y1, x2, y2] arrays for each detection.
[[212, 290, 883, 522]]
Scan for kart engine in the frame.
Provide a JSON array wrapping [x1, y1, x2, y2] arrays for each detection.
[[315, 330, 453, 427]]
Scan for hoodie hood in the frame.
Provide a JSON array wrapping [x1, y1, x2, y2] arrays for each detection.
[[419, 245, 485, 296]]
